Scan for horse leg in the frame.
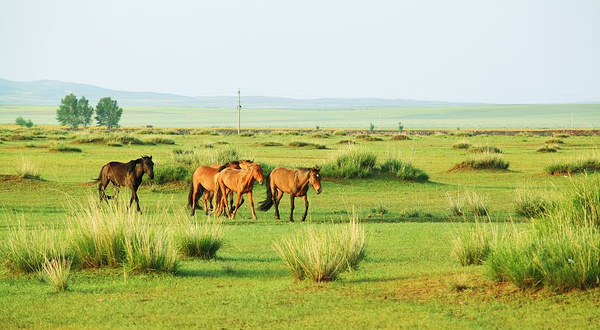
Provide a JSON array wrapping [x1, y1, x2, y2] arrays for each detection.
[[99, 179, 110, 203], [191, 184, 198, 216], [301, 195, 309, 222], [231, 192, 243, 219], [289, 195, 295, 222], [203, 193, 210, 215], [132, 186, 141, 213], [274, 190, 283, 220], [248, 191, 257, 220], [128, 187, 135, 212]]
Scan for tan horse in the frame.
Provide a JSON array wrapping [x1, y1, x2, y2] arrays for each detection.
[[258, 167, 322, 222], [188, 160, 252, 216], [214, 163, 264, 219]]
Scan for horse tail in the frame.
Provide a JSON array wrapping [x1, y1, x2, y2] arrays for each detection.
[[187, 180, 204, 208], [214, 179, 223, 215], [258, 175, 273, 211], [93, 166, 104, 183]]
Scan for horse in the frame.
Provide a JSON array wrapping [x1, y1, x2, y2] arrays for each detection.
[[258, 167, 322, 222], [95, 156, 154, 213], [214, 163, 264, 219], [188, 160, 253, 216]]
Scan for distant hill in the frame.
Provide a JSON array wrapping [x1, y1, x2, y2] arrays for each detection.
[[0, 78, 462, 108]]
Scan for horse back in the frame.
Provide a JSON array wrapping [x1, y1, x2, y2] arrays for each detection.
[[193, 166, 219, 192], [271, 167, 308, 195], [104, 161, 131, 186]]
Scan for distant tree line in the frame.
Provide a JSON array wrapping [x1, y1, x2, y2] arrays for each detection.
[[56, 93, 123, 129], [15, 116, 34, 127]]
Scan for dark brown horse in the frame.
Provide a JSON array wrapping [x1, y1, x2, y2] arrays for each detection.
[[214, 163, 264, 219], [188, 160, 253, 216], [259, 167, 322, 222], [95, 156, 154, 213]]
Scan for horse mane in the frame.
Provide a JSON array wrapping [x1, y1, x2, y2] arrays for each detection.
[[126, 158, 142, 173], [217, 161, 239, 172]]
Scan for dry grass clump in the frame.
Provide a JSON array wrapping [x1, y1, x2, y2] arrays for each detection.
[[545, 156, 600, 175], [469, 145, 502, 154], [452, 222, 497, 266], [49, 144, 82, 153], [453, 140, 471, 149], [177, 220, 224, 260], [391, 134, 410, 141], [537, 144, 560, 153], [288, 141, 327, 149], [15, 157, 41, 180], [274, 218, 366, 282], [42, 257, 73, 292]]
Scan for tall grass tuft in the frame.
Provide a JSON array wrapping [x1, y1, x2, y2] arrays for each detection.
[[453, 140, 471, 149], [488, 177, 600, 292], [322, 148, 377, 179], [446, 191, 465, 216], [544, 156, 600, 175], [2, 225, 66, 274], [452, 222, 497, 266], [68, 200, 179, 272], [177, 220, 224, 260], [469, 145, 502, 154], [514, 188, 552, 218], [452, 153, 510, 171], [49, 144, 82, 153], [274, 217, 366, 282], [380, 158, 429, 182], [153, 162, 193, 184], [42, 256, 73, 292], [16, 156, 41, 180], [465, 190, 489, 216]]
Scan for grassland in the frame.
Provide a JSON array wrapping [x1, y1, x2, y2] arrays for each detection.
[[1, 103, 600, 129], [1, 125, 600, 329]]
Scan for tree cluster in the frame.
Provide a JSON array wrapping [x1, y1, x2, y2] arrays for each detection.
[[56, 94, 123, 129], [15, 116, 34, 127]]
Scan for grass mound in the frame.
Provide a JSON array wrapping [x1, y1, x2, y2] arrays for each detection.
[[469, 146, 502, 154], [545, 157, 600, 175], [153, 163, 193, 184], [453, 140, 471, 149], [514, 189, 552, 218], [391, 134, 410, 141], [537, 145, 560, 153], [2, 226, 67, 274], [177, 220, 224, 260], [322, 149, 377, 178], [452, 154, 510, 171], [288, 141, 327, 149], [380, 159, 429, 182], [145, 137, 176, 145], [545, 139, 564, 144], [50, 144, 82, 153], [274, 218, 366, 282], [257, 141, 283, 147]]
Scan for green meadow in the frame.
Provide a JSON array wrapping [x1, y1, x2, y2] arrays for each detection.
[[1, 125, 600, 329], [1, 103, 600, 128]]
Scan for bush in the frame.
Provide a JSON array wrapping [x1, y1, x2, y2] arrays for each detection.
[[322, 149, 377, 178], [470, 146, 502, 154], [380, 159, 429, 182], [15, 116, 33, 128], [391, 134, 410, 141], [146, 137, 175, 145], [453, 140, 471, 149], [452, 154, 510, 171], [274, 218, 366, 282], [537, 145, 559, 153], [545, 157, 600, 175], [50, 144, 82, 153], [452, 223, 496, 266], [177, 221, 224, 260]]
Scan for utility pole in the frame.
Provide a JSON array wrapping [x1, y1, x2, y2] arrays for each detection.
[[237, 89, 241, 135]]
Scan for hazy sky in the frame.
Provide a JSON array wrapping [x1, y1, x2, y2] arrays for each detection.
[[1, 0, 599, 103]]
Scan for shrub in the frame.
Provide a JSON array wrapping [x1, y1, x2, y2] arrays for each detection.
[[452, 153, 510, 171], [453, 140, 471, 149], [470, 146, 502, 154], [391, 134, 410, 141], [2, 226, 66, 274], [514, 189, 552, 218], [68, 202, 179, 272], [273, 218, 366, 282], [544, 157, 600, 175], [452, 223, 496, 266], [322, 149, 377, 178], [16, 157, 41, 180], [380, 159, 429, 182], [50, 144, 82, 153], [42, 257, 72, 292], [177, 220, 224, 260], [15, 116, 33, 128], [545, 139, 564, 144]]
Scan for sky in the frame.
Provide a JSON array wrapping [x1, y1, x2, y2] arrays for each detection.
[[1, 0, 599, 103]]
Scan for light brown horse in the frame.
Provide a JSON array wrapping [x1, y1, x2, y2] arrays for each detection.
[[214, 163, 264, 219], [188, 160, 253, 216], [95, 156, 154, 213], [259, 167, 322, 222]]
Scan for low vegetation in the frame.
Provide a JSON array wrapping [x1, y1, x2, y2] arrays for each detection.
[[391, 134, 410, 141], [322, 149, 377, 178], [514, 188, 552, 217], [288, 141, 327, 149], [380, 158, 429, 182], [545, 156, 600, 175], [15, 157, 42, 180], [469, 145, 502, 153], [537, 144, 560, 153], [42, 257, 72, 292], [452, 222, 496, 266], [452, 153, 510, 171], [453, 140, 471, 149], [49, 144, 82, 153], [177, 220, 224, 260]]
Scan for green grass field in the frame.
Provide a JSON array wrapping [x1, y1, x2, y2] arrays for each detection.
[[1, 125, 600, 329], [2, 103, 600, 129]]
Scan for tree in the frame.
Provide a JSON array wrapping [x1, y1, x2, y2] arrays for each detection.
[[95, 97, 123, 129], [77, 96, 93, 128], [56, 93, 92, 128], [15, 116, 33, 127]]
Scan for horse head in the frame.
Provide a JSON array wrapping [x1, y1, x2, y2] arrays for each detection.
[[141, 155, 154, 179], [251, 164, 264, 185], [309, 167, 322, 194]]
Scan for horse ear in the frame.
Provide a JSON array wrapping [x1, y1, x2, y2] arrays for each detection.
[[150, 155, 152, 160]]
